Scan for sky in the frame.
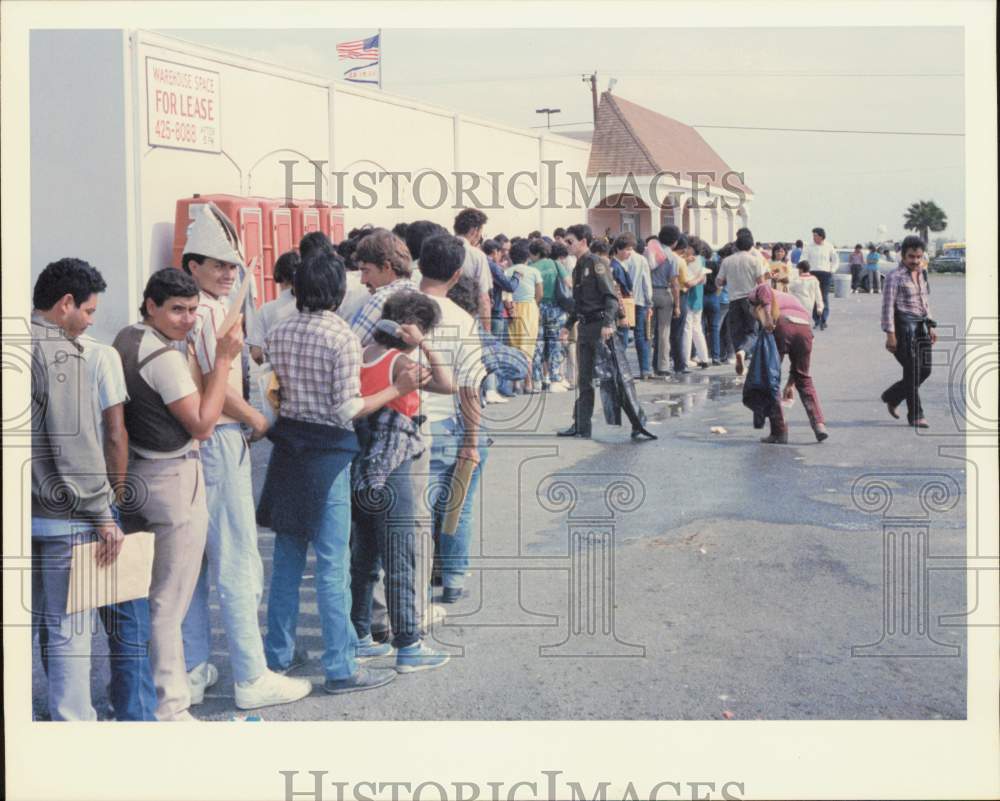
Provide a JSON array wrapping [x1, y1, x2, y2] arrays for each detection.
[[165, 27, 965, 246]]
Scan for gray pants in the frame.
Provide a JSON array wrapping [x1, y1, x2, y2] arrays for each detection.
[[651, 287, 673, 373]]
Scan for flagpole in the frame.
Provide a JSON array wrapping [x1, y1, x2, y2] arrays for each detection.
[[378, 29, 383, 90]]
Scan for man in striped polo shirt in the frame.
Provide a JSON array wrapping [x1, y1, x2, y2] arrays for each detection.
[[178, 203, 312, 711]]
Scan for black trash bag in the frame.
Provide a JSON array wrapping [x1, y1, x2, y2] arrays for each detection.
[[741, 330, 782, 429], [597, 334, 648, 430]]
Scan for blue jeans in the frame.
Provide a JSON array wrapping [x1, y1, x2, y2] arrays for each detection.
[[351, 458, 424, 649], [38, 552, 157, 721], [531, 302, 567, 384], [633, 304, 652, 374], [32, 528, 98, 720], [98, 600, 157, 720], [718, 302, 732, 360], [265, 468, 359, 680], [702, 293, 723, 361], [182, 424, 267, 682], [428, 417, 488, 590], [492, 317, 516, 396]]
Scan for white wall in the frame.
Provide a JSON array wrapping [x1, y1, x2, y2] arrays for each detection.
[[332, 86, 456, 230], [30, 30, 133, 344], [29, 30, 591, 338], [135, 35, 331, 276], [331, 84, 590, 237]]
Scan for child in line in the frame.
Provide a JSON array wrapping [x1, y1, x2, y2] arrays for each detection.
[[351, 291, 455, 673]]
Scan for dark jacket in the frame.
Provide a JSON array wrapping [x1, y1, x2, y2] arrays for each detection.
[[257, 417, 359, 539], [488, 258, 518, 314], [566, 253, 619, 328]]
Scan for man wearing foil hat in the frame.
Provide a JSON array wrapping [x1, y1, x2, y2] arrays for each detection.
[[179, 202, 312, 711]]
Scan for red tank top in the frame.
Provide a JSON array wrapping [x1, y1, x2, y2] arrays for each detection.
[[360, 348, 420, 417]]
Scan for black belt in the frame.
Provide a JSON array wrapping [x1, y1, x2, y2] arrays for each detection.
[[580, 311, 609, 324]]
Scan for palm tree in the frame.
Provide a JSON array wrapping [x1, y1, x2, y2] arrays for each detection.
[[903, 200, 948, 243]]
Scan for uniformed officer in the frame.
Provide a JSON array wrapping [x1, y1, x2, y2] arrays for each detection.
[[557, 224, 619, 438]]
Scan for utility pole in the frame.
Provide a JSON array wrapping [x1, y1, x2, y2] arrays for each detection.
[[535, 107, 561, 129], [582, 71, 598, 125]]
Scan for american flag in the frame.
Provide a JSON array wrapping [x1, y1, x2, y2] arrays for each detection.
[[336, 33, 380, 61]]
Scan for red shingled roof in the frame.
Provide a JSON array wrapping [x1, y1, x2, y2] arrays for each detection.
[[586, 92, 752, 195]]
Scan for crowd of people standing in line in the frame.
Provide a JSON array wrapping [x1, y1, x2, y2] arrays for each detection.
[[30, 199, 936, 721]]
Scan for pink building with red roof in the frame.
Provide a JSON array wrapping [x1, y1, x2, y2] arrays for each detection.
[[581, 92, 753, 245]]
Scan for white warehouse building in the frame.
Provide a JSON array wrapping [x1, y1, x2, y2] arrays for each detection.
[[29, 29, 749, 344]]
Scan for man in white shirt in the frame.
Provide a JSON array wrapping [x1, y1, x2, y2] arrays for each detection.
[[248, 251, 299, 364], [417, 233, 487, 604], [717, 228, 769, 374], [627, 238, 654, 378], [799, 227, 838, 330], [453, 208, 493, 330]]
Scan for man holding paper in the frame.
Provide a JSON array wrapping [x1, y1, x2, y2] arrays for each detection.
[[31, 258, 125, 720], [178, 203, 312, 711]]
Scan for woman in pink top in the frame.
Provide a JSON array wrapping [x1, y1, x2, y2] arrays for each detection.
[[748, 282, 828, 444]]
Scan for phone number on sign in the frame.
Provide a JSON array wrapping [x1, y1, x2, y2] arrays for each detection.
[[153, 119, 215, 146]]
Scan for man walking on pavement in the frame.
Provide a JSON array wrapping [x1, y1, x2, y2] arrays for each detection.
[[717, 229, 769, 376], [880, 235, 936, 429], [800, 227, 838, 330]]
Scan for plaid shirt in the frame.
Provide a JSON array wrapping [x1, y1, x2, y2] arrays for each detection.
[[267, 310, 363, 428], [881, 266, 931, 333], [349, 278, 419, 346]]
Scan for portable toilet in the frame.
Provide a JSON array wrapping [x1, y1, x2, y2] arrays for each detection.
[[285, 199, 323, 248], [171, 194, 265, 306], [316, 203, 346, 244], [251, 197, 295, 303]]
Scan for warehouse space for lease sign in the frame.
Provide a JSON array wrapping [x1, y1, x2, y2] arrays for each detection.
[[146, 56, 221, 153]]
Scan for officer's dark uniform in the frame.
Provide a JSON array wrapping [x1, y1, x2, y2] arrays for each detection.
[[560, 253, 620, 437]]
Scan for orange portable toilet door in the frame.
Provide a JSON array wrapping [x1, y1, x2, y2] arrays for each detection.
[[240, 207, 264, 308], [331, 211, 345, 244], [302, 208, 321, 237], [269, 209, 294, 302]]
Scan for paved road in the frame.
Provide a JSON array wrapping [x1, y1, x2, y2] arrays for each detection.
[[33, 276, 970, 720]]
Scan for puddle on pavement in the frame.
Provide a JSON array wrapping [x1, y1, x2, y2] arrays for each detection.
[[645, 374, 745, 422]]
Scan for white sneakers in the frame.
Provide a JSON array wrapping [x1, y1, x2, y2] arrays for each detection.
[[187, 661, 219, 705], [234, 669, 313, 711], [187, 661, 312, 712], [484, 390, 508, 404], [548, 381, 569, 393]]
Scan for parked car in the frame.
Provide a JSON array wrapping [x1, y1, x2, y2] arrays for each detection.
[[931, 242, 965, 273], [835, 249, 894, 276]]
